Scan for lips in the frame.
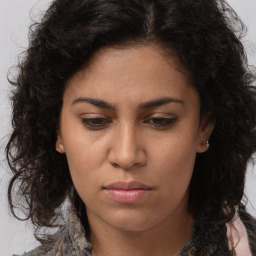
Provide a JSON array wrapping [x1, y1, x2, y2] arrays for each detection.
[[103, 181, 151, 204], [104, 181, 151, 190]]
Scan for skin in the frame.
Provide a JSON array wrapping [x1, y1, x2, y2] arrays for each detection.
[[56, 44, 213, 256]]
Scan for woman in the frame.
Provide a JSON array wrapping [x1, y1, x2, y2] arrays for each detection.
[[7, 0, 256, 255]]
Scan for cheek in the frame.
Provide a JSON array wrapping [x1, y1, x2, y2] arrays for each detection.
[[149, 154, 195, 218], [66, 152, 103, 207], [61, 117, 107, 171], [62, 137, 103, 197], [65, 147, 100, 180], [151, 129, 198, 168], [150, 133, 197, 193], [154, 149, 195, 187]]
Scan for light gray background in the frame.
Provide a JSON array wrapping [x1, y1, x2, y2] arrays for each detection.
[[0, 0, 255, 255]]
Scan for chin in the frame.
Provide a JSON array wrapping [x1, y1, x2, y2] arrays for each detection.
[[99, 209, 166, 232]]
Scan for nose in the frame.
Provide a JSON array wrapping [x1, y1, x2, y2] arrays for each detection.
[[108, 123, 147, 170]]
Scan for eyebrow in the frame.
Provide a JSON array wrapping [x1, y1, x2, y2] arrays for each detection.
[[138, 97, 184, 109], [72, 97, 184, 110]]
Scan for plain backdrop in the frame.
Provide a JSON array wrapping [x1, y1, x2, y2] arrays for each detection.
[[0, 0, 255, 255]]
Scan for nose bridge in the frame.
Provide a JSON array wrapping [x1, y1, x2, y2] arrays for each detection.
[[108, 121, 144, 169], [117, 121, 137, 159]]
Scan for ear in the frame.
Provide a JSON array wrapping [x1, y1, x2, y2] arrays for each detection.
[[56, 131, 65, 154], [196, 116, 214, 153]]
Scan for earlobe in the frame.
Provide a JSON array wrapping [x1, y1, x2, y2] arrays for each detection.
[[56, 133, 65, 154], [196, 137, 210, 153], [196, 118, 214, 153]]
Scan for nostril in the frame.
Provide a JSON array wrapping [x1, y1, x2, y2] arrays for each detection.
[[111, 160, 143, 170], [111, 161, 134, 170], [112, 163, 120, 168]]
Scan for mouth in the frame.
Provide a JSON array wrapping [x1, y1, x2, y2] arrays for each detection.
[[103, 181, 152, 204]]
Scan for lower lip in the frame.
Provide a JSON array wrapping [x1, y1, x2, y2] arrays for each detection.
[[104, 189, 150, 203]]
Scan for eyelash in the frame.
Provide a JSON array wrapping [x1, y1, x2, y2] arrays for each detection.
[[144, 117, 177, 128], [81, 118, 111, 129], [80, 117, 177, 130]]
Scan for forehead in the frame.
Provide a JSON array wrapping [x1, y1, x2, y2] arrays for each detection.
[[64, 44, 198, 108]]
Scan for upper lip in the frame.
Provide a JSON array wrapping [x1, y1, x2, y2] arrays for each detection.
[[104, 181, 151, 190]]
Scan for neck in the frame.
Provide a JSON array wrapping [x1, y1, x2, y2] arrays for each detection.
[[88, 209, 193, 256]]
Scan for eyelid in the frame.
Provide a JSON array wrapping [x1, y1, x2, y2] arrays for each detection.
[[80, 113, 109, 117], [79, 113, 177, 130], [80, 117, 112, 130], [143, 115, 178, 128], [144, 117, 177, 123], [144, 112, 176, 118]]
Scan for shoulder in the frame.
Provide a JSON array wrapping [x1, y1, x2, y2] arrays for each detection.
[[15, 209, 92, 256], [13, 245, 52, 256], [13, 234, 67, 256], [227, 210, 256, 256], [239, 209, 256, 255]]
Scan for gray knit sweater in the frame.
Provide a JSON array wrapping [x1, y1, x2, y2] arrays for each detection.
[[17, 209, 253, 256]]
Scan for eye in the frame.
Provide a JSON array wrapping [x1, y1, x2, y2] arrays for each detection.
[[144, 117, 177, 128], [80, 118, 112, 130]]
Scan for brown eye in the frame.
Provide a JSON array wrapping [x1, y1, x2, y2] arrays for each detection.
[[145, 117, 177, 128], [81, 118, 112, 130]]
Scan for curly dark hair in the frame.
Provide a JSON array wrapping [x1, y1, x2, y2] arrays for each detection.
[[6, 0, 256, 251]]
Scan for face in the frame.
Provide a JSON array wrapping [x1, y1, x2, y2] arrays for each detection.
[[57, 44, 212, 232]]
